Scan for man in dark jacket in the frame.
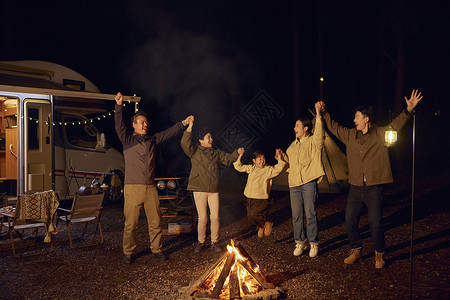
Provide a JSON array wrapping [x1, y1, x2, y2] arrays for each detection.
[[317, 89, 422, 269], [115, 92, 193, 263]]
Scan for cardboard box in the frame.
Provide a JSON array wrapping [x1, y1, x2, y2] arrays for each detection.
[[168, 222, 192, 234]]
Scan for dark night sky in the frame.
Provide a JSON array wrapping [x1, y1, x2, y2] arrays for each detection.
[[1, 0, 449, 177]]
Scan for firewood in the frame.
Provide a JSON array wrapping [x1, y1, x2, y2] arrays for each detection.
[[229, 266, 240, 299], [231, 239, 273, 287], [186, 252, 229, 296], [210, 252, 236, 298], [238, 260, 274, 289]]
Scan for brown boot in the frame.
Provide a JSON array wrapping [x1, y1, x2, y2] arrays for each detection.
[[264, 222, 273, 236], [375, 251, 386, 269], [344, 249, 361, 264], [257, 227, 264, 238]]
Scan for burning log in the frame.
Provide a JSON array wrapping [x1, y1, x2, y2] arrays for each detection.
[[228, 267, 240, 299], [231, 239, 274, 289], [185, 252, 230, 296], [184, 239, 281, 299], [238, 259, 273, 290], [210, 252, 236, 298]]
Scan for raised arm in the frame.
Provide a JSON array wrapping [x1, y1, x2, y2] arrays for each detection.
[[266, 150, 286, 179], [405, 89, 423, 113], [317, 101, 351, 144], [180, 116, 196, 158], [155, 115, 193, 145], [233, 148, 251, 173], [389, 90, 423, 131], [218, 148, 240, 166], [114, 92, 130, 144], [312, 101, 325, 150], [278, 148, 289, 165]]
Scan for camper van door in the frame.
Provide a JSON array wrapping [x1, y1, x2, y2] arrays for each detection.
[[24, 99, 52, 193]]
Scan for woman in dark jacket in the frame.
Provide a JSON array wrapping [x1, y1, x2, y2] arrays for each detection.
[[181, 117, 242, 252]]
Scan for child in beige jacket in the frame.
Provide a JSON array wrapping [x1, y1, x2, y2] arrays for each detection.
[[233, 149, 286, 238]]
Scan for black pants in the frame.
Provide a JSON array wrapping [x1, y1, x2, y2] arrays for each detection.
[[346, 185, 385, 252], [245, 198, 271, 228]]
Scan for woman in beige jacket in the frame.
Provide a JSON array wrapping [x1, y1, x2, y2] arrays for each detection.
[[282, 102, 325, 258]]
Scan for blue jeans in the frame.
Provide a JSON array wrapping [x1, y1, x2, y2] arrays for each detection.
[[346, 184, 385, 252], [289, 180, 318, 244]]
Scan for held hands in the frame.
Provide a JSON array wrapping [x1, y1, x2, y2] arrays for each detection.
[[115, 92, 123, 105], [405, 90, 423, 112], [184, 115, 195, 129], [275, 148, 283, 160], [315, 101, 325, 115], [237, 147, 245, 156]]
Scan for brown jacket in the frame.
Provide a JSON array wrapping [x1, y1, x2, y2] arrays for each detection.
[[322, 109, 412, 186], [115, 104, 184, 185], [181, 130, 238, 192]]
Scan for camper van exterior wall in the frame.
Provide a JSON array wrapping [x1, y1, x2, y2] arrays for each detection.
[[0, 61, 140, 199], [53, 112, 125, 200]]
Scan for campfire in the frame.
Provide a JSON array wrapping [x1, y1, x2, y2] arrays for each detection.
[[184, 239, 283, 299]]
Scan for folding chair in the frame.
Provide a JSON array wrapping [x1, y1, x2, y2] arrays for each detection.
[[1, 190, 59, 257], [58, 191, 105, 249]]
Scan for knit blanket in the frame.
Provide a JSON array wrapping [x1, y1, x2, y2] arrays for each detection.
[[15, 190, 60, 242]]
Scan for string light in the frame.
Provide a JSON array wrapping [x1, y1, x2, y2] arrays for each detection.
[[21, 100, 138, 127]]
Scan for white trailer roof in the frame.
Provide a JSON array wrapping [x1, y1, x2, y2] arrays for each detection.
[[0, 84, 140, 102]]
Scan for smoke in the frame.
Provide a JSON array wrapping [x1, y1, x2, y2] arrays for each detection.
[[121, 28, 243, 131], [117, 2, 262, 176]]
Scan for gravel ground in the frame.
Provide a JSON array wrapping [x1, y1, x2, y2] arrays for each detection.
[[1, 172, 449, 299]]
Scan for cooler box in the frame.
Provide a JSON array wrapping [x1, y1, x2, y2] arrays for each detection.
[[168, 222, 192, 234]]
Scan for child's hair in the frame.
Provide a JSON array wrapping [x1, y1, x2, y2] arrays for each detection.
[[198, 127, 211, 140], [252, 150, 265, 161]]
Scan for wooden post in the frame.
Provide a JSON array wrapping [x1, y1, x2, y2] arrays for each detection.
[[210, 252, 236, 299]]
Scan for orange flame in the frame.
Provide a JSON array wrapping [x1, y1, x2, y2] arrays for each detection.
[[198, 242, 264, 298]]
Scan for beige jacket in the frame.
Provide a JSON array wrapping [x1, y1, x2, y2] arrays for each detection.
[[234, 159, 286, 199], [283, 117, 325, 188]]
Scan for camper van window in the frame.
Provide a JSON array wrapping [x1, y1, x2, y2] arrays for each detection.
[[27, 108, 39, 150], [64, 116, 97, 149]]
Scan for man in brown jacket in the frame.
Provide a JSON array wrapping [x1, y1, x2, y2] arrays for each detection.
[[115, 92, 193, 263], [317, 89, 422, 269]]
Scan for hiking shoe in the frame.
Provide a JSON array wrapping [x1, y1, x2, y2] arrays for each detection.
[[344, 249, 361, 264], [264, 222, 273, 236], [257, 227, 264, 238], [211, 242, 222, 252], [375, 251, 386, 269], [152, 252, 168, 260], [194, 242, 205, 253], [122, 254, 132, 264], [293, 243, 308, 256], [309, 243, 319, 258]]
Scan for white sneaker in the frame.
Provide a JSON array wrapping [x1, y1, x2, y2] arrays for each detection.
[[309, 243, 319, 257], [293, 243, 308, 256]]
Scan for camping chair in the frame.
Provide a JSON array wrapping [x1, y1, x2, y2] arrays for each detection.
[[58, 191, 105, 249], [1, 190, 59, 257]]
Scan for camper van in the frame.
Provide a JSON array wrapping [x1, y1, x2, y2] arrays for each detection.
[[0, 61, 140, 201]]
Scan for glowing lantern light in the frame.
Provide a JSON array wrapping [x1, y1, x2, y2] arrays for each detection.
[[385, 126, 397, 147]]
